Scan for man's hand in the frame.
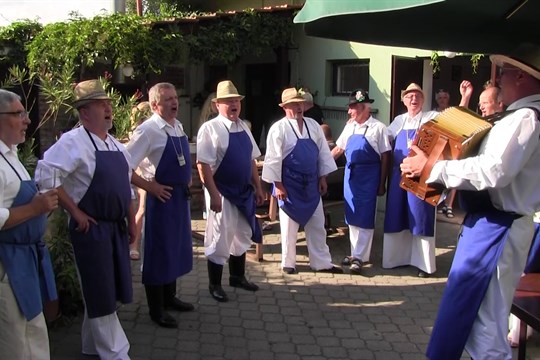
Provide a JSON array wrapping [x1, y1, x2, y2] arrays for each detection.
[[32, 189, 59, 214], [319, 177, 328, 196], [377, 184, 386, 196], [255, 188, 265, 207], [147, 180, 173, 203], [400, 145, 428, 178], [209, 190, 222, 213], [459, 80, 473, 98], [72, 208, 97, 233], [274, 182, 287, 201]]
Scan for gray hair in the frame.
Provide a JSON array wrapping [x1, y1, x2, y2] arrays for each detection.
[[148, 82, 176, 105], [0, 89, 21, 112]]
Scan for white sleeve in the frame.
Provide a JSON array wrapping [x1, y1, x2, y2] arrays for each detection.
[[261, 121, 285, 183], [387, 116, 403, 140]]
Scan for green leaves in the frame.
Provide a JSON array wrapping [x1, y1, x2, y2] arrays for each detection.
[[1, 10, 294, 74]]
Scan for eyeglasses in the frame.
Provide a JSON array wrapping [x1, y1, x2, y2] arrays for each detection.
[[0, 110, 28, 119], [403, 94, 422, 100]]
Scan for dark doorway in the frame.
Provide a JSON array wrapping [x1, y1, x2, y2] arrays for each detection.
[[245, 63, 283, 153], [391, 56, 423, 121], [432, 55, 493, 114]]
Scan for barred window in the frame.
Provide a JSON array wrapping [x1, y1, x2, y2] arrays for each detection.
[[331, 59, 370, 96]]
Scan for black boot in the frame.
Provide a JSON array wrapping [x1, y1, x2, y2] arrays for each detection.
[[229, 253, 259, 292], [164, 281, 194, 312], [207, 260, 228, 302], [145, 285, 177, 328]]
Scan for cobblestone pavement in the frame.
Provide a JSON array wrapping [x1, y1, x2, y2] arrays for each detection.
[[49, 208, 540, 359]]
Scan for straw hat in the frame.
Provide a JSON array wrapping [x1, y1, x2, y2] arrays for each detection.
[[490, 43, 540, 81], [279, 88, 305, 107], [212, 80, 244, 102], [401, 83, 425, 100], [348, 88, 374, 105], [73, 79, 111, 109]]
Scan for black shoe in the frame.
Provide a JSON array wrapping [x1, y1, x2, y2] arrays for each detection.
[[229, 276, 259, 291], [341, 256, 352, 266], [282, 267, 297, 274], [166, 297, 195, 312], [209, 284, 229, 302], [150, 312, 178, 328], [418, 270, 430, 278], [350, 259, 363, 275], [318, 266, 344, 274]]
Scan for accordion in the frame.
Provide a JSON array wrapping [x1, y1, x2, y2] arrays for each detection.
[[399, 107, 492, 206]]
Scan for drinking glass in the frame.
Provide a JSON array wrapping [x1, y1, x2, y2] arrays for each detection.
[[38, 167, 57, 194]]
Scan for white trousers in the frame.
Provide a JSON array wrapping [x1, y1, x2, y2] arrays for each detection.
[[81, 311, 130, 360], [74, 257, 130, 359], [204, 192, 254, 265], [279, 199, 334, 270], [465, 215, 533, 360], [0, 261, 49, 360], [382, 230, 436, 274], [348, 226, 375, 263]]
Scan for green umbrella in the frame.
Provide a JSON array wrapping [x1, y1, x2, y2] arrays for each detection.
[[294, 0, 539, 54]]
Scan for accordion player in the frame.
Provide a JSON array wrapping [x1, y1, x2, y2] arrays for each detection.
[[399, 107, 492, 205]]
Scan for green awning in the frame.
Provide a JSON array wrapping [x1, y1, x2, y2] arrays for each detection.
[[294, 0, 540, 54], [294, 0, 443, 22]]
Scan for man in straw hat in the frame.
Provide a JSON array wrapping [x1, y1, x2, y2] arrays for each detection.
[[127, 82, 194, 328], [0, 89, 58, 359], [196, 80, 265, 302], [262, 87, 342, 274], [401, 43, 540, 360], [382, 82, 439, 278], [331, 89, 391, 275], [37, 79, 137, 357]]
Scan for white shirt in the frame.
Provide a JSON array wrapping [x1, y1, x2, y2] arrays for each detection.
[[127, 113, 188, 173], [196, 114, 260, 173], [335, 116, 392, 156], [37, 126, 133, 205], [262, 116, 337, 183], [0, 141, 31, 229], [428, 94, 540, 215], [387, 110, 439, 140]]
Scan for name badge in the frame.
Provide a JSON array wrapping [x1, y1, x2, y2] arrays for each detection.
[[177, 154, 186, 166]]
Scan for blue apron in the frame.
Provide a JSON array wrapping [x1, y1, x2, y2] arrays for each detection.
[[344, 125, 380, 228], [143, 132, 192, 285], [213, 124, 262, 243], [525, 222, 540, 273], [0, 154, 57, 320], [274, 120, 320, 227], [384, 128, 435, 236], [69, 130, 132, 318], [426, 204, 520, 359]]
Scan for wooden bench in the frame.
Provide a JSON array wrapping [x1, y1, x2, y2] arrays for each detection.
[[511, 273, 540, 360]]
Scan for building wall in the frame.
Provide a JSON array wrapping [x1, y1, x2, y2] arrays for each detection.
[[290, 27, 433, 138]]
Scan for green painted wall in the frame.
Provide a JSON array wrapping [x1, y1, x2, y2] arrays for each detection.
[[291, 27, 432, 137]]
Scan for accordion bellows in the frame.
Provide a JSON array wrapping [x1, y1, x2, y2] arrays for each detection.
[[400, 106, 492, 206]]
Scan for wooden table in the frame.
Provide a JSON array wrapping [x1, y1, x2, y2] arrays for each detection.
[[511, 273, 540, 360]]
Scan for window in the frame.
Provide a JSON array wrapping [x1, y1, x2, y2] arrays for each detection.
[[331, 59, 370, 96]]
